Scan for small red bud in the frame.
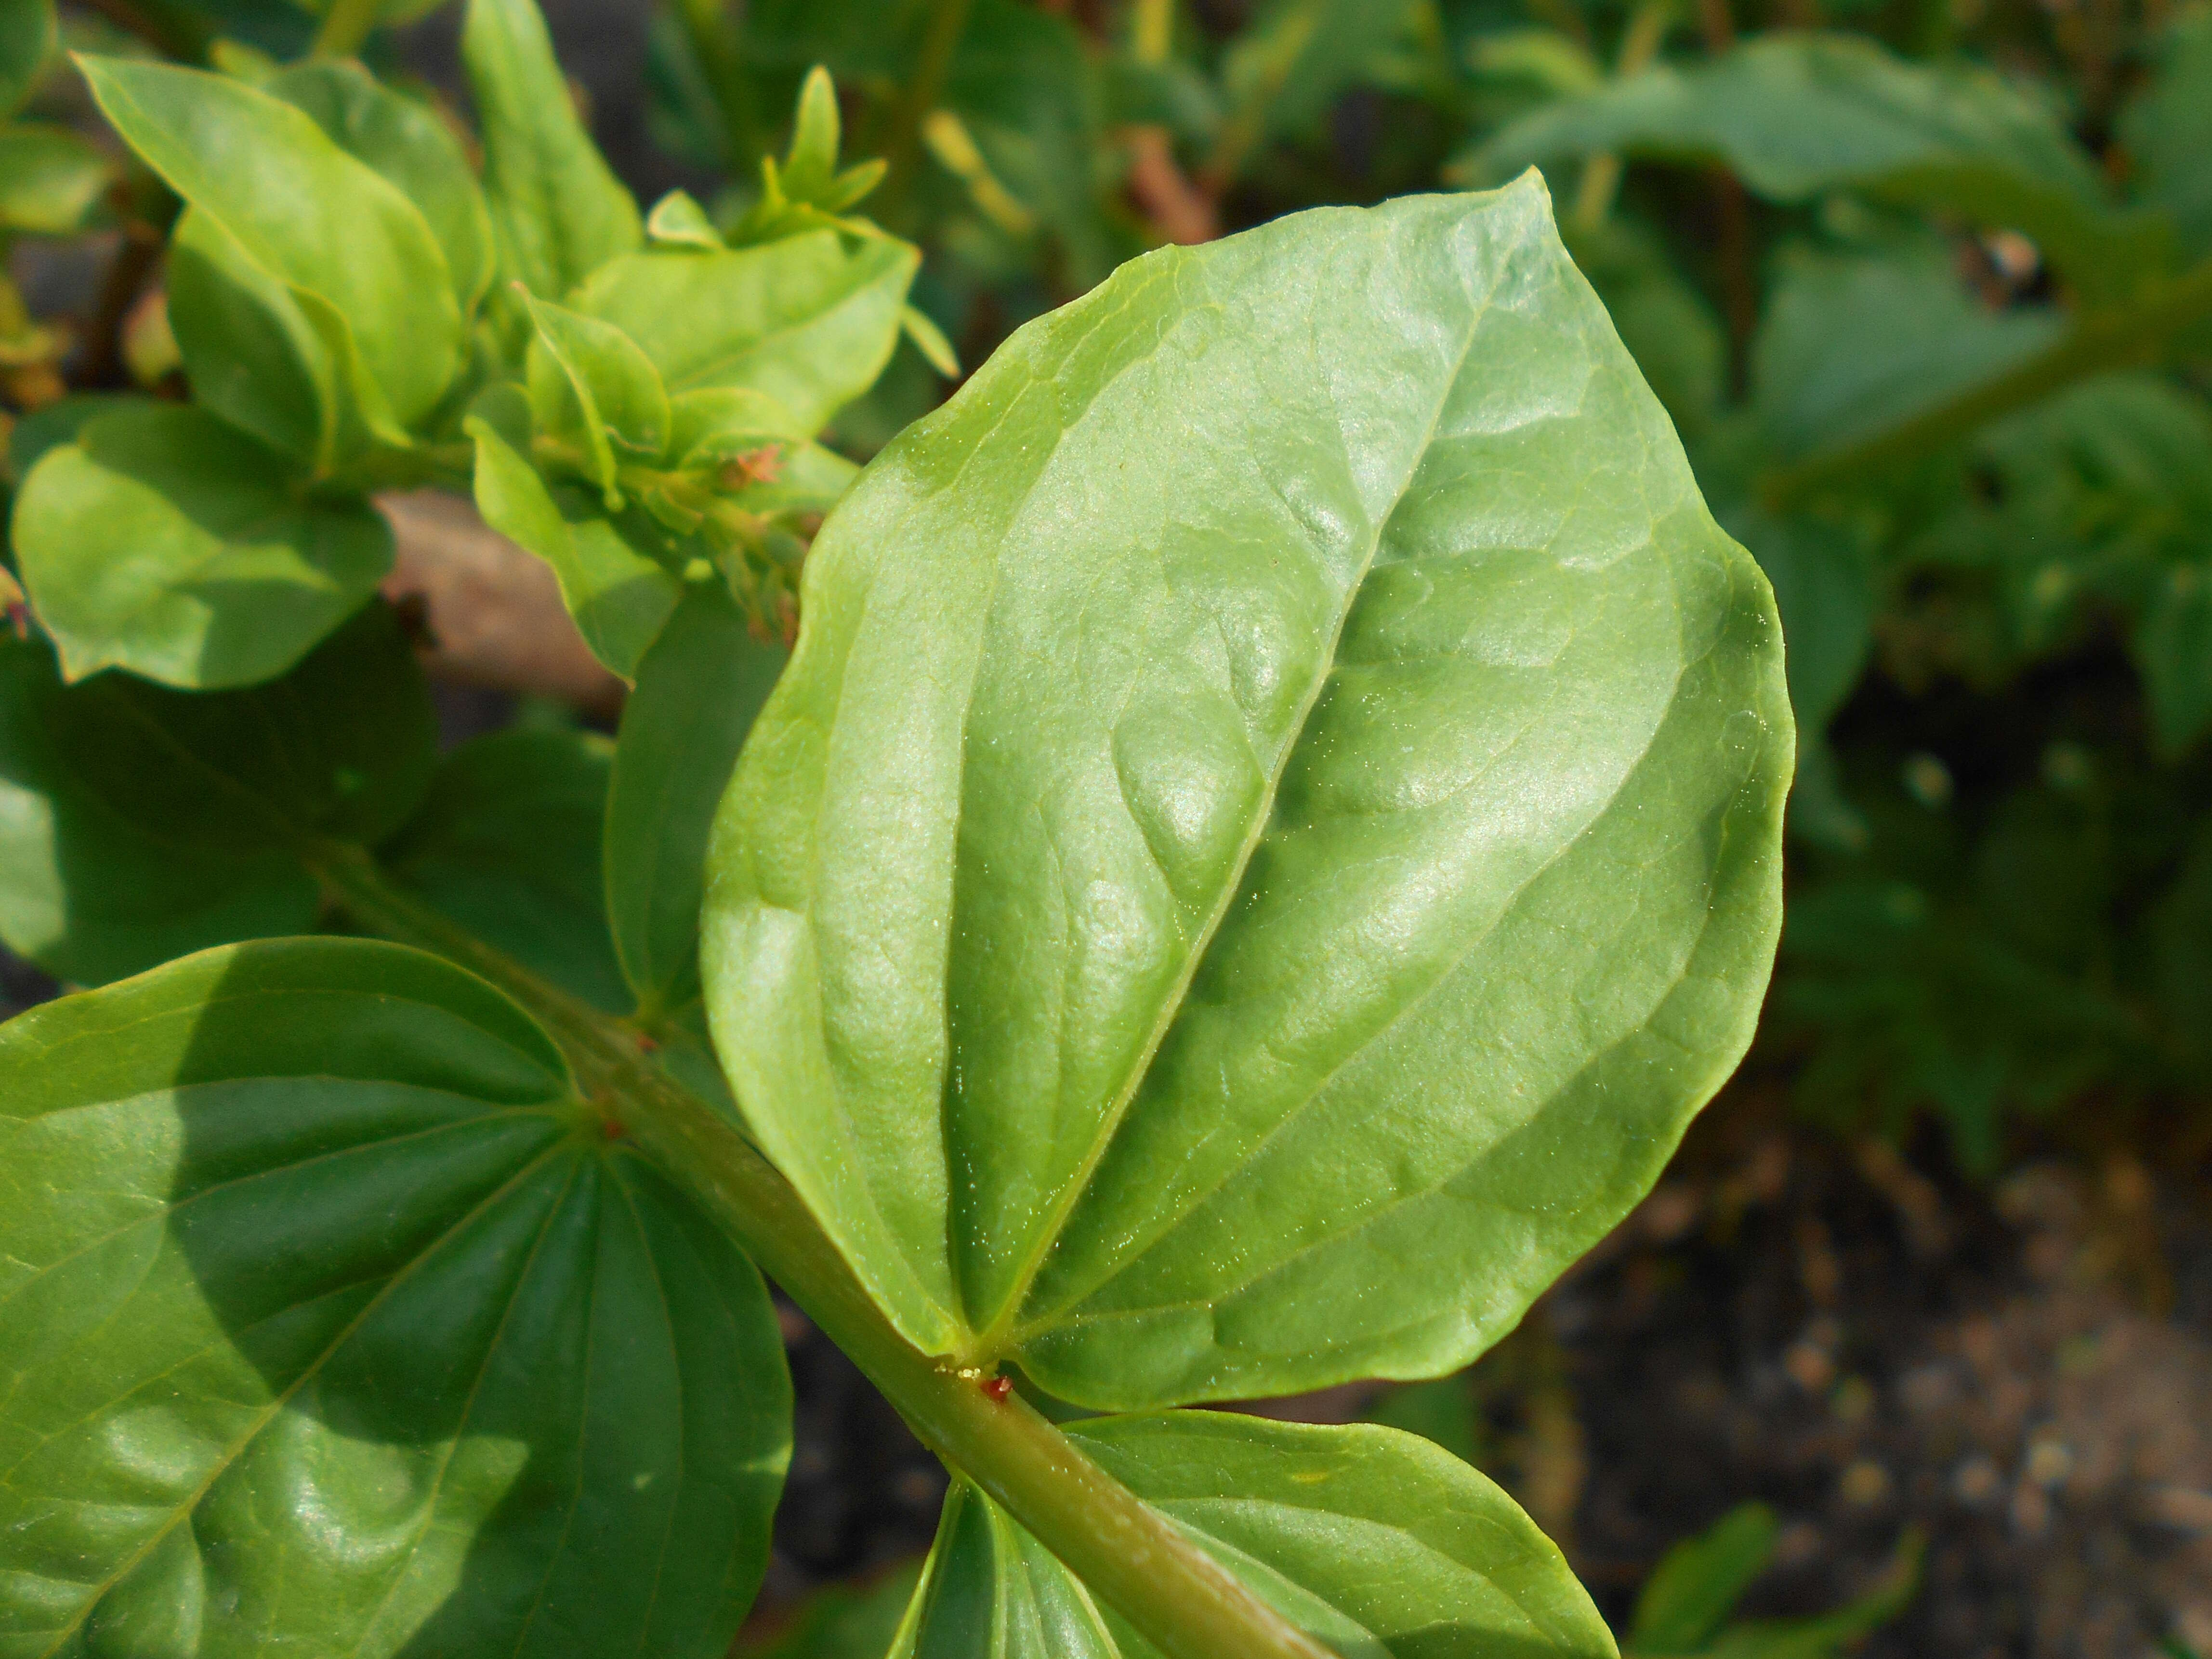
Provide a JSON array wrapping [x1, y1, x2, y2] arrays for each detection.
[[980, 1375, 1013, 1403]]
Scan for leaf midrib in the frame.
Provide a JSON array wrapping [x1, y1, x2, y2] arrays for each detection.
[[965, 239, 1494, 1357]]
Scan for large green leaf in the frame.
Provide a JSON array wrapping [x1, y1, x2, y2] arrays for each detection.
[[702, 180, 1791, 1405], [2121, 9, 2212, 258], [462, 0, 642, 299], [607, 581, 786, 1017], [79, 56, 465, 431], [383, 727, 630, 1012], [269, 61, 496, 317], [1467, 33, 2155, 300], [0, 936, 790, 1658], [0, 601, 434, 986], [568, 230, 918, 434], [11, 402, 394, 688], [893, 1414, 1612, 1658]]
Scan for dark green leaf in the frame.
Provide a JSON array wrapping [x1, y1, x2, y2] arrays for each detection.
[[462, 0, 642, 299], [606, 580, 785, 1017], [0, 936, 789, 1658], [893, 1414, 1612, 1657], [11, 402, 393, 688], [466, 415, 681, 679], [0, 0, 53, 117], [269, 61, 497, 316], [2120, 9, 2212, 257], [567, 230, 918, 434], [735, 1562, 924, 1659], [703, 182, 1791, 1405], [1468, 33, 2158, 300], [1629, 1503, 1777, 1654], [1222, 0, 1423, 143], [80, 56, 466, 431], [383, 727, 630, 1012], [0, 125, 110, 236], [1751, 246, 2061, 462], [0, 601, 434, 985]]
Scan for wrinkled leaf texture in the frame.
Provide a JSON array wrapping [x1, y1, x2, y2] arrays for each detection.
[[704, 177, 1792, 1409], [0, 937, 789, 1659]]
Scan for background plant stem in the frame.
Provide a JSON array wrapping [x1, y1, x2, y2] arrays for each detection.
[[310, 0, 383, 59], [309, 843, 1334, 1659], [876, 0, 978, 227]]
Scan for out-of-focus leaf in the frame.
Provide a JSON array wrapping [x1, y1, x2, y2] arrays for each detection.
[[166, 205, 342, 464], [1361, 1373, 1485, 1467], [0, 602, 434, 986], [1630, 1503, 1778, 1654], [1751, 246, 2061, 462], [462, 0, 642, 298], [269, 60, 496, 315], [606, 580, 785, 1017], [524, 291, 675, 497], [702, 182, 1791, 1404], [890, 1415, 1614, 1658], [467, 415, 680, 678], [0, 935, 790, 1659], [1222, 0, 1424, 143], [1570, 218, 1724, 437], [1730, 508, 1878, 736], [1469, 33, 2158, 299], [648, 186, 725, 249], [0, 126, 110, 236], [568, 230, 917, 434], [12, 402, 392, 688], [80, 55, 466, 430], [737, 1562, 924, 1659], [1695, 1529, 1922, 1658], [0, 0, 54, 117], [2120, 9, 2212, 257], [2135, 566, 2212, 755], [384, 726, 630, 1011]]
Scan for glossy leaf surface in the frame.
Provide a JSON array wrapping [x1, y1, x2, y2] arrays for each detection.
[[11, 403, 393, 688], [80, 56, 465, 429], [0, 602, 434, 985], [1470, 34, 2150, 297], [704, 181, 1791, 1405], [569, 231, 918, 434], [462, 0, 641, 299], [893, 1414, 1613, 1658], [0, 937, 790, 1658], [607, 581, 786, 1016], [524, 293, 674, 484]]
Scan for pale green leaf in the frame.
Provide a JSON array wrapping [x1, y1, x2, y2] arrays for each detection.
[[0, 125, 110, 236], [0, 602, 434, 987], [467, 415, 681, 678], [607, 581, 786, 1017], [462, 0, 642, 298], [0, 936, 789, 1659], [892, 1415, 1614, 1658], [269, 60, 497, 316], [1468, 33, 2159, 300], [12, 402, 393, 689], [568, 229, 918, 434], [79, 55, 466, 429], [648, 187, 725, 250], [702, 180, 1791, 1403], [901, 304, 961, 379], [523, 291, 675, 497]]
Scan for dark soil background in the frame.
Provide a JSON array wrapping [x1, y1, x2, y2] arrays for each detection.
[[11, 2, 2211, 1649]]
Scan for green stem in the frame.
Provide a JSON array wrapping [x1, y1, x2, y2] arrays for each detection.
[[876, 0, 978, 227], [310, 0, 383, 59], [309, 845, 1332, 1659], [1762, 253, 2212, 510]]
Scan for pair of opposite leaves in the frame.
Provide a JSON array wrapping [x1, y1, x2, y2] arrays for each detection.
[[1, 178, 1789, 1659]]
